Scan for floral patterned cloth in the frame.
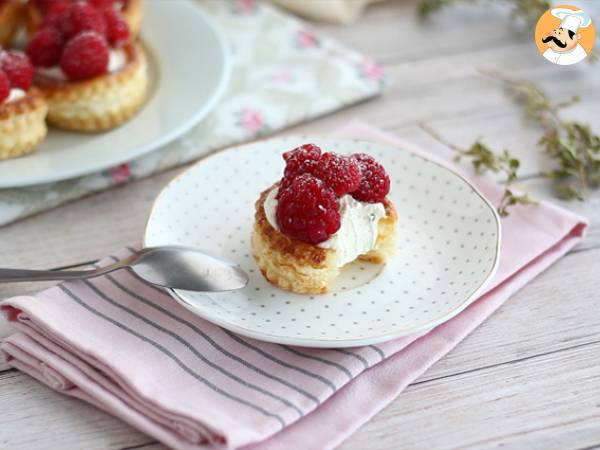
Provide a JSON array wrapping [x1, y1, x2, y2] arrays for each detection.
[[0, 0, 384, 227]]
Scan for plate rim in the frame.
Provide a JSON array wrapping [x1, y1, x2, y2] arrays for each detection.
[[0, 0, 232, 188], [144, 135, 502, 348]]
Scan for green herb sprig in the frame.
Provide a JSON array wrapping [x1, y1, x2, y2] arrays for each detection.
[[422, 69, 600, 215], [483, 70, 600, 201], [420, 123, 535, 216], [455, 143, 536, 216]]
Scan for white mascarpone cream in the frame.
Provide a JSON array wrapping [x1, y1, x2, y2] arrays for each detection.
[[36, 48, 127, 81], [264, 187, 386, 267], [3, 88, 26, 104]]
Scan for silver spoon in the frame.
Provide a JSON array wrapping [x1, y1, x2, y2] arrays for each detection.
[[0, 246, 249, 292]]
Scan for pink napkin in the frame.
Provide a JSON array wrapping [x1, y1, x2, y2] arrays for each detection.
[[0, 123, 587, 450]]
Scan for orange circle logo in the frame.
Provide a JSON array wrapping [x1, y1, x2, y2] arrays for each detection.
[[535, 5, 595, 65]]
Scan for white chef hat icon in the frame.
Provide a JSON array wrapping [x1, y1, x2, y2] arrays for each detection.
[[551, 8, 592, 33]]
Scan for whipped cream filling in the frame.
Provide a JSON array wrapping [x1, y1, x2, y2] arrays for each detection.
[[2, 88, 26, 104], [264, 187, 386, 267], [35, 48, 127, 81]]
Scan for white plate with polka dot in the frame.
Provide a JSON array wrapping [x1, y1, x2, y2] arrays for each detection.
[[144, 136, 501, 348]]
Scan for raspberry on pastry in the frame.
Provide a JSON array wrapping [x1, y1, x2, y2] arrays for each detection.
[[60, 31, 110, 80], [102, 8, 130, 46], [1, 51, 34, 91], [0, 0, 22, 48], [276, 173, 341, 245], [352, 153, 391, 203], [26, 27, 64, 67], [252, 145, 397, 294], [55, 2, 107, 39], [283, 143, 321, 178], [0, 50, 48, 161], [25, 0, 143, 39], [313, 152, 362, 196], [26, 2, 148, 132]]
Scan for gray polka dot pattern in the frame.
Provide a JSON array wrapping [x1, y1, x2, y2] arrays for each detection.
[[145, 137, 500, 347]]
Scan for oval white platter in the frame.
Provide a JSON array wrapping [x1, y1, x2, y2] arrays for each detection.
[[0, 0, 231, 188], [145, 136, 501, 348]]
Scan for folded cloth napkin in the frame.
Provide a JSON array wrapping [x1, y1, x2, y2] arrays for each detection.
[[0, 123, 587, 450]]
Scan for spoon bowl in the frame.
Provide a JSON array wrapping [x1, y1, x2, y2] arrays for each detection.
[[129, 246, 249, 292]]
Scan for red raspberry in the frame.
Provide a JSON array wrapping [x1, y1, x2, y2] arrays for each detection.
[[0, 71, 9, 103], [283, 143, 321, 178], [39, 3, 69, 32], [276, 173, 341, 244], [60, 31, 109, 81], [89, 0, 117, 9], [43, 1, 70, 20], [313, 152, 361, 196], [277, 175, 293, 194], [57, 2, 107, 40], [0, 51, 34, 91], [352, 153, 391, 203], [26, 27, 64, 68], [103, 9, 130, 46], [35, 0, 57, 14]]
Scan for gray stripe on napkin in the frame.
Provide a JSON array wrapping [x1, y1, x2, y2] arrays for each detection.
[[58, 284, 287, 427], [81, 279, 304, 417], [104, 273, 321, 406]]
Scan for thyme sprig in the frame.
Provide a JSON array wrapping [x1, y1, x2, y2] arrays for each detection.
[[421, 69, 600, 214], [420, 123, 535, 217], [454, 142, 536, 216], [484, 70, 600, 200]]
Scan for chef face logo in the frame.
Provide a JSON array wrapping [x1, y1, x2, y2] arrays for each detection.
[[535, 5, 595, 65], [542, 27, 580, 52]]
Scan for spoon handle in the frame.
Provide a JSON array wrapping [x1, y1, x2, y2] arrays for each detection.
[[0, 260, 127, 283], [0, 268, 95, 283]]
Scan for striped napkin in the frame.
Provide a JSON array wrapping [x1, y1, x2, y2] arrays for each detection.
[[0, 124, 588, 450]]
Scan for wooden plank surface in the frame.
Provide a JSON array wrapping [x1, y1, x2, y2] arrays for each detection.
[[1, 0, 600, 449]]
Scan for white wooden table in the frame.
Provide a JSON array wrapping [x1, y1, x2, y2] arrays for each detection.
[[2, 1, 600, 449]]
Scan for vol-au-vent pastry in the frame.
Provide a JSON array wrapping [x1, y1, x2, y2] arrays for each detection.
[[26, 1, 148, 132], [0, 49, 48, 160], [0, 0, 21, 47], [252, 144, 397, 294], [25, 0, 143, 38]]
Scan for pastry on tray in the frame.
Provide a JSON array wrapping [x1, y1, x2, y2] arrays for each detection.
[[252, 144, 397, 294], [25, 0, 143, 38], [0, 0, 21, 48], [0, 49, 48, 160], [26, 1, 148, 132]]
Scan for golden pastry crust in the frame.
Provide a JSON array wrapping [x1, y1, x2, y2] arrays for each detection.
[[24, 0, 143, 37], [0, 88, 48, 160], [251, 184, 397, 294], [35, 42, 148, 132], [0, 0, 21, 47]]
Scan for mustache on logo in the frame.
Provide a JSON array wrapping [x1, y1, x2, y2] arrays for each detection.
[[542, 35, 567, 48]]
